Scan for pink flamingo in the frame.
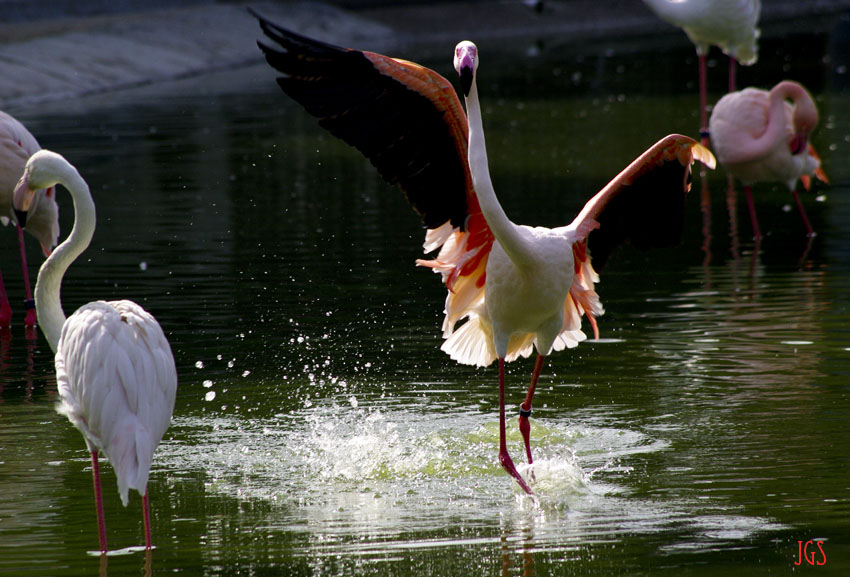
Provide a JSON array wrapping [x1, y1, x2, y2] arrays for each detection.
[[642, 0, 761, 141], [0, 111, 59, 327], [254, 15, 715, 494], [709, 80, 828, 240]]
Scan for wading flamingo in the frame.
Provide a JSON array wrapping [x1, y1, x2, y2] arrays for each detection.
[[13, 150, 177, 553], [0, 111, 59, 327], [642, 0, 761, 141], [709, 80, 827, 240], [254, 15, 715, 494]]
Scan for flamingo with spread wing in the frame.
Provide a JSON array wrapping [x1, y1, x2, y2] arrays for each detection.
[[254, 14, 715, 494]]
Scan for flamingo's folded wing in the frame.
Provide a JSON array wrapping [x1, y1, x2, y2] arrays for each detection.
[[570, 134, 715, 269], [254, 12, 472, 231]]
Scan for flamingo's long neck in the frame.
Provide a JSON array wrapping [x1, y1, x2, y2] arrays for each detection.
[[742, 83, 805, 162], [777, 80, 818, 138], [464, 78, 529, 265], [34, 162, 95, 352]]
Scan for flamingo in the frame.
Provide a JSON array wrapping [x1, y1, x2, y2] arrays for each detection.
[[13, 150, 177, 553], [254, 14, 715, 494], [709, 80, 827, 240], [0, 111, 59, 327], [641, 0, 761, 141]]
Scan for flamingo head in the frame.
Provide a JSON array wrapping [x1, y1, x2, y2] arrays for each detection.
[[789, 132, 809, 155], [13, 150, 65, 229], [778, 80, 819, 156], [789, 109, 817, 155], [454, 41, 478, 97]]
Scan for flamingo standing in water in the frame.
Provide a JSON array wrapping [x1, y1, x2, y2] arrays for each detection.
[[0, 111, 59, 327], [14, 150, 177, 552], [641, 0, 761, 141], [254, 14, 714, 494], [709, 80, 827, 240]]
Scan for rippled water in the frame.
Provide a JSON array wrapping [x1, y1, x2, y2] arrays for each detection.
[[2, 15, 850, 577]]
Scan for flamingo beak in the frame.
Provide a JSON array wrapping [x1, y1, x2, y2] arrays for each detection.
[[12, 176, 33, 229], [459, 63, 473, 97], [455, 43, 476, 97], [790, 132, 809, 155]]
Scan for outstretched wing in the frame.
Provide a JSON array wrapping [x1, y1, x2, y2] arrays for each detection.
[[254, 11, 471, 231], [254, 12, 495, 336], [570, 134, 716, 269]]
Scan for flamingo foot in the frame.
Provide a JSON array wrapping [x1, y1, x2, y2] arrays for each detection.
[[499, 446, 533, 495]]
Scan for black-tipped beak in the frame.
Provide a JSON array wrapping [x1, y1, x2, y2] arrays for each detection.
[[14, 208, 27, 229], [459, 65, 473, 97]]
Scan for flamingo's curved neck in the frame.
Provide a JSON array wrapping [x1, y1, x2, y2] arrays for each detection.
[[464, 79, 530, 265], [746, 82, 812, 162], [34, 163, 95, 352]]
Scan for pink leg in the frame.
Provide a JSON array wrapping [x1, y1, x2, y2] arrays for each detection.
[[726, 175, 741, 260], [698, 54, 709, 146], [91, 450, 108, 554], [498, 359, 533, 495], [518, 354, 545, 465], [791, 188, 815, 237], [16, 225, 36, 327], [744, 185, 762, 241], [143, 490, 152, 550], [728, 56, 737, 93], [0, 267, 11, 327]]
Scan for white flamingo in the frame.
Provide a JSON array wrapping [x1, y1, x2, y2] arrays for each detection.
[[642, 0, 761, 140], [0, 111, 59, 327], [709, 80, 827, 239], [13, 150, 177, 552], [255, 15, 714, 494]]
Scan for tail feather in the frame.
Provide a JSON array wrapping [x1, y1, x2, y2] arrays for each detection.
[[441, 314, 496, 367]]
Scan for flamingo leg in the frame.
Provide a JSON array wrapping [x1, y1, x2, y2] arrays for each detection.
[[16, 224, 37, 327], [0, 267, 11, 327], [699, 53, 709, 146], [143, 490, 152, 550], [498, 359, 533, 495], [518, 354, 545, 466], [728, 56, 737, 93], [726, 175, 741, 260], [743, 185, 762, 241], [91, 450, 108, 554], [791, 188, 815, 237]]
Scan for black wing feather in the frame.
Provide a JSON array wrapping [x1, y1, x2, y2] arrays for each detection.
[[254, 12, 469, 230]]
